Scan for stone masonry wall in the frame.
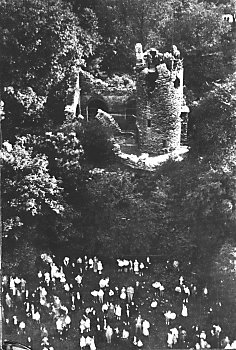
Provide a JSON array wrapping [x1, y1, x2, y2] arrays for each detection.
[[80, 70, 136, 118], [136, 45, 184, 155]]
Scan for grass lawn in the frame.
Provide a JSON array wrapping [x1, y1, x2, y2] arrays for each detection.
[[2, 256, 236, 350]]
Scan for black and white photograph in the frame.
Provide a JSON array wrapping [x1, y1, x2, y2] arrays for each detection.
[[0, 0, 235, 349]]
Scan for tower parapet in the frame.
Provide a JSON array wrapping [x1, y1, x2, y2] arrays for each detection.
[[135, 43, 185, 155]]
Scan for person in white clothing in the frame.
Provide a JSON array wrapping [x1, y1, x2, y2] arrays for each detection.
[[200, 331, 207, 340], [5, 293, 12, 308], [97, 261, 103, 274], [33, 310, 41, 323], [122, 328, 129, 339], [80, 320, 86, 334], [50, 263, 59, 281], [175, 286, 181, 293], [203, 287, 208, 297], [75, 274, 83, 286], [179, 276, 184, 285], [173, 260, 179, 270], [164, 311, 176, 325], [65, 314, 71, 327], [39, 287, 47, 306], [63, 256, 70, 266], [159, 284, 165, 296], [135, 314, 142, 334], [181, 304, 188, 317], [21, 278, 26, 292], [13, 315, 18, 325], [127, 286, 134, 302], [18, 321, 26, 333], [139, 262, 145, 276], [142, 319, 150, 336], [85, 336, 92, 347], [64, 283, 70, 292], [167, 332, 176, 348], [137, 339, 143, 347], [44, 272, 50, 286], [56, 317, 64, 335], [89, 258, 94, 270], [99, 277, 109, 289], [184, 286, 190, 298], [90, 337, 96, 350], [134, 260, 139, 274], [102, 303, 109, 313], [123, 259, 129, 273], [98, 289, 104, 303], [85, 317, 91, 332], [10, 277, 16, 296], [151, 300, 158, 308], [115, 304, 122, 320], [105, 325, 113, 343], [120, 287, 126, 300], [41, 325, 48, 338], [41, 336, 49, 347], [169, 327, 179, 347]]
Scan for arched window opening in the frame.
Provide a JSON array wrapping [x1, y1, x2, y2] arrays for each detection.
[[87, 98, 108, 120], [174, 77, 180, 89]]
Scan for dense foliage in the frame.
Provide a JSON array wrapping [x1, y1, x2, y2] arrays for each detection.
[[81, 0, 234, 97], [0, 0, 99, 93], [0, 0, 235, 279], [189, 73, 236, 159]]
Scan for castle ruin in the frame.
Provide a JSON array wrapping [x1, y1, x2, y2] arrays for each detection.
[[135, 43, 188, 155], [64, 44, 189, 159]]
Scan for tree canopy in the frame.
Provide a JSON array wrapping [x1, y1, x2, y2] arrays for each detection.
[[83, 0, 234, 97], [189, 73, 236, 159], [0, 0, 235, 276], [0, 0, 99, 93]]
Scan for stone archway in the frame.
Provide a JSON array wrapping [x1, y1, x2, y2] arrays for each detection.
[[87, 98, 109, 120]]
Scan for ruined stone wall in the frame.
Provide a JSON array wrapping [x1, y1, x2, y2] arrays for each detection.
[[95, 109, 121, 134], [64, 68, 81, 120], [80, 71, 135, 118], [64, 60, 187, 155], [136, 45, 184, 155]]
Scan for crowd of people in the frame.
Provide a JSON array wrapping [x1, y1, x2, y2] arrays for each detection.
[[2, 254, 236, 350]]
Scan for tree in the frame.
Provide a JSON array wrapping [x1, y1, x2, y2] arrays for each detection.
[[1, 137, 64, 239], [189, 73, 236, 159], [0, 0, 99, 94], [210, 240, 236, 337], [79, 167, 191, 259], [90, 0, 168, 74], [81, 170, 159, 256], [81, 120, 117, 166], [88, 0, 233, 96], [147, 0, 233, 95], [1, 132, 88, 266], [33, 130, 84, 179], [2, 86, 46, 141], [157, 154, 236, 266]]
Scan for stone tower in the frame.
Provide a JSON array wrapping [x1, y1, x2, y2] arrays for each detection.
[[135, 43, 185, 155]]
